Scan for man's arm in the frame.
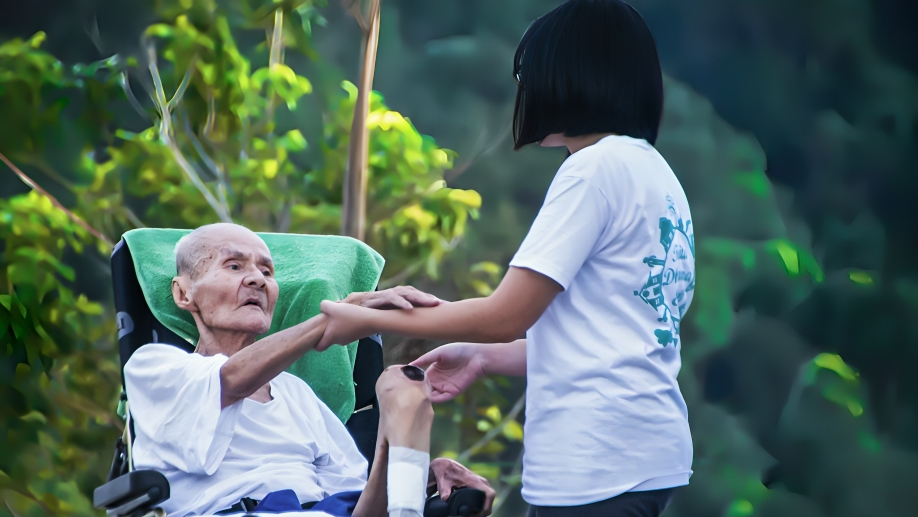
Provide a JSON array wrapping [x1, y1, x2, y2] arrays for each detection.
[[318, 268, 561, 348], [219, 314, 328, 408], [220, 287, 442, 408]]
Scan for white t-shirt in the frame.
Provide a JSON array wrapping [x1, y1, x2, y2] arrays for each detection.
[[509, 135, 694, 506], [124, 344, 368, 516]]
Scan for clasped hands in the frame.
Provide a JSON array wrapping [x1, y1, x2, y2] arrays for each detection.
[[317, 288, 483, 403], [319, 286, 495, 513]]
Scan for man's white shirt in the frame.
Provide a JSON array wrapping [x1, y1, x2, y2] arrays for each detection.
[[124, 344, 368, 516]]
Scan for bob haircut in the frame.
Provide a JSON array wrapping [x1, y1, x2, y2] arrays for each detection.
[[512, 0, 664, 149]]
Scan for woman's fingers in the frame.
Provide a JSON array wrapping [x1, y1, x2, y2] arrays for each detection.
[[427, 390, 457, 403], [410, 350, 439, 368]]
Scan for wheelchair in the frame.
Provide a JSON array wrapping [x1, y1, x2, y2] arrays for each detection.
[[93, 234, 485, 517]]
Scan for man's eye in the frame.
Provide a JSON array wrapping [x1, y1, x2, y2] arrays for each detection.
[[229, 264, 240, 270], [262, 270, 272, 276]]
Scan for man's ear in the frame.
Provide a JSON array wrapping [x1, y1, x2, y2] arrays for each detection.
[[172, 276, 197, 312]]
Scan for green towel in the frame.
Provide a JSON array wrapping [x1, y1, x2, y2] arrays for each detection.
[[121, 228, 385, 423]]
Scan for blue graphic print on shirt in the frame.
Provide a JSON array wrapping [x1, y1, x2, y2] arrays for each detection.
[[634, 196, 695, 347]]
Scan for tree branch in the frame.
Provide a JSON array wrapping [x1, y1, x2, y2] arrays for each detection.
[[490, 448, 524, 516], [146, 43, 232, 222], [0, 151, 113, 248], [269, 9, 284, 68], [341, 0, 380, 241], [168, 56, 196, 108], [457, 394, 525, 463], [377, 259, 424, 289], [120, 72, 151, 120]]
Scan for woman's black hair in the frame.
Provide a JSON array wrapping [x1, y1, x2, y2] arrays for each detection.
[[512, 0, 664, 149]]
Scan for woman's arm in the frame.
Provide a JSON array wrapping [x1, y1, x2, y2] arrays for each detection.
[[480, 339, 527, 376], [318, 268, 561, 348], [410, 340, 526, 403]]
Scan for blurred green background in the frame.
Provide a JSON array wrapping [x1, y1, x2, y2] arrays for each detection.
[[1, 1, 916, 516]]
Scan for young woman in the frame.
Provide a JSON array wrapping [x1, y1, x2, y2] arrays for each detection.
[[319, 1, 694, 515]]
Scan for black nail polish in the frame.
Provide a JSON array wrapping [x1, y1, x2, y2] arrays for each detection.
[[401, 365, 425, 382]]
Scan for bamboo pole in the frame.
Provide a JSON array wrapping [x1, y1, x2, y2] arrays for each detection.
[[341, 0, 381, 241]]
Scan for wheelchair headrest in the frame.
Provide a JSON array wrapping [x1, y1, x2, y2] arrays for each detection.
[[121, 228, 384, 342]]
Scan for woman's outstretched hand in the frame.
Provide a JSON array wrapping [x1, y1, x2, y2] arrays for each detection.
[[410, 343, 485, 403]]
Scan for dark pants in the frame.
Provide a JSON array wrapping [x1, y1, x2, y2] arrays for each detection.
[[527, 488, 675, 517]]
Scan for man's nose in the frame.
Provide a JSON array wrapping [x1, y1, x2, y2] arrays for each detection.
[[245, 268, 266, 288]]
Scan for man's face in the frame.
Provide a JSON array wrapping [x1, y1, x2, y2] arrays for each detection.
[[177, 229, 278, 335]]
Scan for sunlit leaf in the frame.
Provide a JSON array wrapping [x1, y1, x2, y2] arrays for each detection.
[[726, 499, 754, 517], [848, 270, 874, 285], [808, 353, 859, 383], [502, 420, 524, 441]]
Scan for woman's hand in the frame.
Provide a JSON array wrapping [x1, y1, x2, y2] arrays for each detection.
[[410, 343, 485, 403]]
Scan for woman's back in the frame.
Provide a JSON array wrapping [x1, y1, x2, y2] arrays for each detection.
[[509, 135, 694, 505]]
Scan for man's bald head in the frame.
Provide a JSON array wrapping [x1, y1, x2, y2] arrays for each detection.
[[172, 223, 278, 338], [175, 223, 268, 279]]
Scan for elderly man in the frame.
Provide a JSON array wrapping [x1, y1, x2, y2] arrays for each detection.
[[123, 223, 494, 517]]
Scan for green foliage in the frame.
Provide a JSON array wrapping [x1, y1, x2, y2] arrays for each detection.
[[0, 33, 68, 156], [75, 0, 480, 283], [0, 192, 119, 517], [319, 81, 480, 280]]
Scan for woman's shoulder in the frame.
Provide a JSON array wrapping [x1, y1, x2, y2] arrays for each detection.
[[563, 135, 653, 173], [560, 135, 665, 186]]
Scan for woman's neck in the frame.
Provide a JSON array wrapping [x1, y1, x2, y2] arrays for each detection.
[[540, 132, 615, 154]]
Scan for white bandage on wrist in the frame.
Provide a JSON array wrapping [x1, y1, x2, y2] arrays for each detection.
[[387, 446, 430, 517]]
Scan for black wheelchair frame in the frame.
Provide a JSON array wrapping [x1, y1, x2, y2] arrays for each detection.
[[93, 237, 484, 517]]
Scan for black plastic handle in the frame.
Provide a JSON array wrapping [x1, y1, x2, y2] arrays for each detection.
[[424, 487, 486, 517]]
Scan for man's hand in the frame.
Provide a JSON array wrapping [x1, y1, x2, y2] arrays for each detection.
[[343, 286, 442, 310], [316, 287, 442, 351], [410, 343, 485, 403], [428, 458, 495, 516], [316, 301, 376, 351]]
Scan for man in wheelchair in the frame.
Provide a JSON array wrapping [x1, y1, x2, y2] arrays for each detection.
[[122, 223, 494, 516]]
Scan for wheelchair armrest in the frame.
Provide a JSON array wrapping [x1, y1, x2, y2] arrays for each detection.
[[424, 488, 486, 517], [94, 470, 170, 516]]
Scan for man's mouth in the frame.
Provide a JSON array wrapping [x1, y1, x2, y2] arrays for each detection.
[[241, 297, 264, 309]]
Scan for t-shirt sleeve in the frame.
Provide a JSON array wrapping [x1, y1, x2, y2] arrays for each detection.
[[509, 176, 611, 290], [123, 344, 243, 475], [312, 400, 370, 495]]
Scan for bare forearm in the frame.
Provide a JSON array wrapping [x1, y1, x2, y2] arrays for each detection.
[[220, 314, 327, 407], [353, 440, 388, 517], [480, 339, 527, 377], [367, 298, 523, 344]]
